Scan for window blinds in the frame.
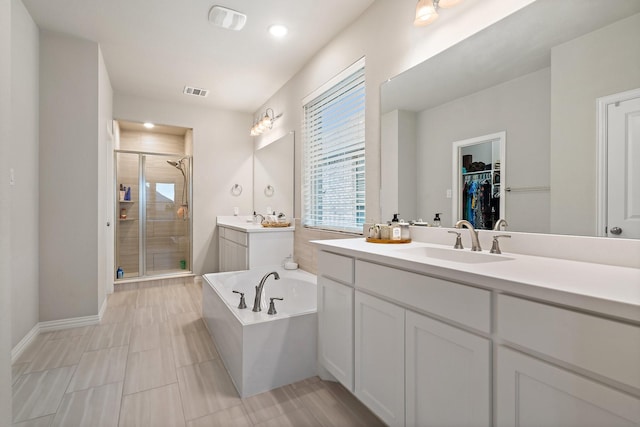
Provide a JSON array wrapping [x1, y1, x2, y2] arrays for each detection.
[[302, 62, 365, 233]]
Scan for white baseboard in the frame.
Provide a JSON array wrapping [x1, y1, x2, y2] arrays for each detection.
[[12, 313, 102, 364], [11, 323, 40, 364], [98, 297, 107, 321]]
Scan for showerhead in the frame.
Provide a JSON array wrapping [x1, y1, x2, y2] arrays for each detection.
[[166, 160, 180, 168]]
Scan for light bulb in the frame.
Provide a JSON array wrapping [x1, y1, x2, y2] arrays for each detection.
[[438, 0, 462, 8], [414, 0, 438, 26]]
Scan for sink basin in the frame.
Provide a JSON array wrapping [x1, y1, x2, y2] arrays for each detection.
[[396, 246, 513, 264]]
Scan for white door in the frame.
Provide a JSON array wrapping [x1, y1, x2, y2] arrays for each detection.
[[497, 346, 640, 427], [606, 92, 640, 238], [406, 311, 491, 427], [355, 291, 405, 427], [318, 277, 354, 391]]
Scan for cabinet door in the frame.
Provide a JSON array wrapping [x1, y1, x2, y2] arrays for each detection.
[[406, 311, 491, 427], [355, 291, 405, 427], [229, 240, 248, 271], [318, 277, 354, 391], [497, 346, 640, 427]]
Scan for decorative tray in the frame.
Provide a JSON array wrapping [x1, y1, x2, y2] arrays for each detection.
[[365, 238, 412, 244], [261, 222, 292, 228]]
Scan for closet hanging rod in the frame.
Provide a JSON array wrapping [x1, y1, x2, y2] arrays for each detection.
[[505, 186, 550, 193]]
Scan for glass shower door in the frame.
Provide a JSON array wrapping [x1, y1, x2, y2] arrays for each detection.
[[115, 152, 140, 279], [143, 154, 191, 275]]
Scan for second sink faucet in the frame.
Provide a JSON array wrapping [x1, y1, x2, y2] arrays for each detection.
[[252, 271, 280, 312], [455, 220, 482, 252], [494, 218, 508, 231]]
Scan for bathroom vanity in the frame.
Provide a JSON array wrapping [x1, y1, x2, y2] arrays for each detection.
[[313, 231, 640, 427], [217, 216, 294, 272]]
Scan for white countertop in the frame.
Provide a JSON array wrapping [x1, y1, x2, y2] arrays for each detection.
[[217, 216, 295, 233], [312, 238, 640, 323]]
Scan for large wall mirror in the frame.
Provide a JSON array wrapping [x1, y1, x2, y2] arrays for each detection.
[[380, 0, 640, 238], [253, 132, 294, 218]]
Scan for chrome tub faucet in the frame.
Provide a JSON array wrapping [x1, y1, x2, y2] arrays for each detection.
[[252, 271, 280, 312]]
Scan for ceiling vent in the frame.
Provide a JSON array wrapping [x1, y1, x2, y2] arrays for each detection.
[[183, 86, 209, 98], [208, 5, 247, 31]]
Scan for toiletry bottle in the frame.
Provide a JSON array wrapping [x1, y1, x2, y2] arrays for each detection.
[[433, 213, 441, 227], [116, 266, 124, 279], [125, 186, 131, 201], [392, 213, 400, 223]]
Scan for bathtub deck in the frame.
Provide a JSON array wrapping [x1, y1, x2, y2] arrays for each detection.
[[10, 276, 384, 426]]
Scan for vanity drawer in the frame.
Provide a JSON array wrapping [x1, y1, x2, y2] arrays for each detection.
[[318, 251, 354, 285], [498, 294, 640, 389], [223, 228, 248, 246], [355, 260, 491, 333]]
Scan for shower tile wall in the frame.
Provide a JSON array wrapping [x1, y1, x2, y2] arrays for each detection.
[[116, 130, 189, 278]]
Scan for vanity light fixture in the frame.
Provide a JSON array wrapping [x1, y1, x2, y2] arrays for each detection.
[[143, 122, 155, 129], [414, 0, 463, 27], [250, 108, 283, 136]]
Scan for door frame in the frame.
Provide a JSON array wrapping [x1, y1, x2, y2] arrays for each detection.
[[595, 87, 640, 237]]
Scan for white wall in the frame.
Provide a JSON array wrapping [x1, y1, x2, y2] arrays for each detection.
[[550, 13, 640, 236], [0, 0, 13, 422], [97, 47, 113, 308], [39, 31, 100, 321], [113, 94, 252, 275], [416, 68, 551, 232], [10, 0, 39, 348]]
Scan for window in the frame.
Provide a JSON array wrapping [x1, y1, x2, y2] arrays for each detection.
[[302, 58, 365, 233]]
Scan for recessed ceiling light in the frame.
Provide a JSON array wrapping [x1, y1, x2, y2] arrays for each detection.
[[143, 122, 154, 129], [268, 24, 288, 38]]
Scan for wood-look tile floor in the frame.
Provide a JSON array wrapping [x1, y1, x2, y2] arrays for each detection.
[[11, 277, 385, 427]]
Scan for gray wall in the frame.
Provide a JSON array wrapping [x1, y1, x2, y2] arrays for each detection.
[[416, 68, 551, 231], [10, 0, 39, 347], [39, 31, 101, 321], [1, 0, 13, 422], [114, 94, 252, 275], [550, 13, 640, 236]]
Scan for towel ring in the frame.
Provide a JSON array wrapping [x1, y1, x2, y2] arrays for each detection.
[[231, 184, 242, 196], [264, 185, 274, 197]]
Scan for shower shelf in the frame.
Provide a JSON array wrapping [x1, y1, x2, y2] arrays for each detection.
[[119, 218, 137, 221], [118, 200, 135, 203]]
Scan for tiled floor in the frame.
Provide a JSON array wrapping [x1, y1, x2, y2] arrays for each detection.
[[11, 277, 384, 427]]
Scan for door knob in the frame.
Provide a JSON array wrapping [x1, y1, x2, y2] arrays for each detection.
[[610, 226, 622, 235]]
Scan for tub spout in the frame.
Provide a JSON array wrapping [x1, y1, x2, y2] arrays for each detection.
[[252, 271, 280, 312]]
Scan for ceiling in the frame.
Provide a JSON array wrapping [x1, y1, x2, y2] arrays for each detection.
[[22, 0, 375, 113], [382, 0, 640, 114]]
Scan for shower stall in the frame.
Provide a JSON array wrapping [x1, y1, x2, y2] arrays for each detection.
[[115, 147, 192, 280]]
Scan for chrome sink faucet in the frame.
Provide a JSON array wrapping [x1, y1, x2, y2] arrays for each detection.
[[455, 220, 482, 252], [252, 271, 280, 312]]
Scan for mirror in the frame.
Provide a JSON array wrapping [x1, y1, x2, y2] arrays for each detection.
[[380, 0, 640, 236], [253, 132, 294, 218]]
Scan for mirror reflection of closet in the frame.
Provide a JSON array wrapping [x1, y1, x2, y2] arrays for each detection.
[[452, 132, 505, 230]]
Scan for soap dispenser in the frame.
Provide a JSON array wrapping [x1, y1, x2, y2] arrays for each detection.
[[433, 213, 441, 227]]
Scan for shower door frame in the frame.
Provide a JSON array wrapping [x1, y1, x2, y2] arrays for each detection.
[[114, 149, 193, 280]]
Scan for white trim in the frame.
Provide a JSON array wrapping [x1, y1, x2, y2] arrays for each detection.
[[11, 313, 103, 363], [38, 314, 101, 333], [11, 324, 40, 364], [451, 131, 506, 226], [301, 56, 365, 105], [98, 297, 108, 321], [595, 88, 640, 237]]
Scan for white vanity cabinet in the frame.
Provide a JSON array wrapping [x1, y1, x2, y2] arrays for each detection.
[[317, 251, 355, 391], [497, 347, 640, 427], [218, 227, 248, 272], [496, 294, 640, 426], [217, 218, 293, 272], [355, 291, 405, 427], [406, 311, 491, 427]]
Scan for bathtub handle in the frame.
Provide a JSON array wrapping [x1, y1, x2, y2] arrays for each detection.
[[267, 297, 284, 315], [232, 290, 247, 309]]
